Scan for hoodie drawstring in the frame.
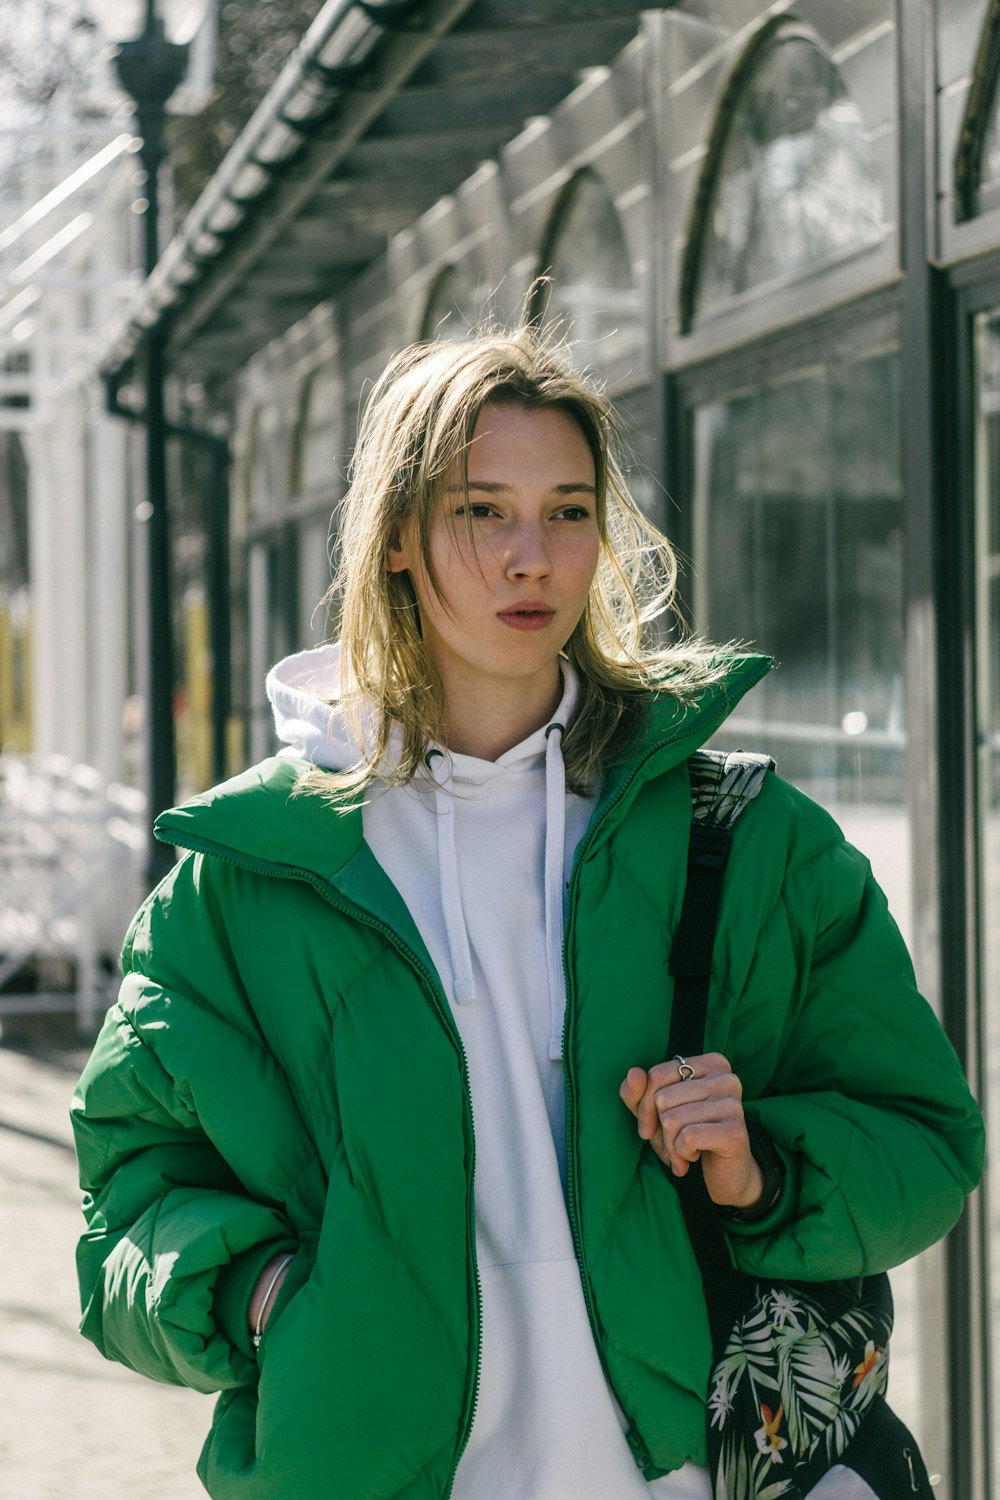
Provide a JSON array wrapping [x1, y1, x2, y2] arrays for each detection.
[[544, 722, 567, 1060], [425, 726, 569, 1053]]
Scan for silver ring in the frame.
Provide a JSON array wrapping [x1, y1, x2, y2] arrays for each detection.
[[674, 1054, 696, 1082]]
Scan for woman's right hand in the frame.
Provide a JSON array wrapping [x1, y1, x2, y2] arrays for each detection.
[[247, 1250, 296, 1341]]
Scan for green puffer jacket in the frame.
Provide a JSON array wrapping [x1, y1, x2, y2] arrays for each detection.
[[71, 657, 984, 1500]]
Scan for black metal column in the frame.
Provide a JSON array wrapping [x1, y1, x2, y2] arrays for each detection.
[[139, 321, 177, 885], [897, 4, 986, 1496], [206, 435, 231, 784], [113, 10, 188, 885]]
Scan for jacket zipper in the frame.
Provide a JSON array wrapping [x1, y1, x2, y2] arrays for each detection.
[[152, 837, 483, 1498], [559, 664, 772, 1471]]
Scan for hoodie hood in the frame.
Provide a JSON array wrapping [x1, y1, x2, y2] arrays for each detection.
[[265, 642, 371, 773]]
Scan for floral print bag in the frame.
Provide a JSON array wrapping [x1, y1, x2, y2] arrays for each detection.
[[670, 753, 933, 1499], [703, 1270, 901, 1498]]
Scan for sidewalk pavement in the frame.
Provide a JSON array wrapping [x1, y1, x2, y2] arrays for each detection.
[[0, 1040, 208, 1500]]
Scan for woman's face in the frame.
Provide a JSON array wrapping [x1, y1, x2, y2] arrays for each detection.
[[388, 401, 600, 715]]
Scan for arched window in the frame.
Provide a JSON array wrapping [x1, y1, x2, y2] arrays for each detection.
[[533, 169, 642, 371], [420, 264, 483, 341], [681, 24, 883, 330], [954, 0, 1000, 220], [291, 365, 342, 499], [531, 170, 653, 516]]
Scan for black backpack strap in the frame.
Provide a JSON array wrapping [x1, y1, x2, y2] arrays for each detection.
[[667, 750, 773, 1061], [665, 750, 776, 1328]]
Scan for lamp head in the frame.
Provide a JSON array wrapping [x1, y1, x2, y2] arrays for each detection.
[[90, 0, 212, 113], [89, 0, 208, 46]]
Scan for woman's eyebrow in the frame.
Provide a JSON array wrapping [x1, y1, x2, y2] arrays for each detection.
[[445, 480, 596, 494]]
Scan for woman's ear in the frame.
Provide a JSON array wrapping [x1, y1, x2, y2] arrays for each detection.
[[386, 524, 409, 574]]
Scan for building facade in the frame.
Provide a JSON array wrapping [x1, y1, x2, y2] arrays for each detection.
[[94, 0, 1000, 1490]]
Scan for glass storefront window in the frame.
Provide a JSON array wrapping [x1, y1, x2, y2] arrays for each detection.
[[973, 307, 1000, 1499], [692, 344, 905, 894], [293, 367, 342, 498], [246, 407, 284, 516], [247, 531, 299, 761], [695, 36, 883, 319], [690, 339, 944, 1466], [615, 384, 661, 526], [539, 169, 643, 371], [298, 516, 333, 649], [421, 263, 486, 341]]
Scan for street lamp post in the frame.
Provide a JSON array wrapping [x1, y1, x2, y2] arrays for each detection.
[[93, 0, 204, 885]]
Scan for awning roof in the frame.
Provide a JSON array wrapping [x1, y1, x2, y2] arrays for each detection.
[[101, 0, 652, 379]]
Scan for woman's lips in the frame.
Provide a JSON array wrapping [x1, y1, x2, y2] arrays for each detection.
[[496, 606, 556, 631]]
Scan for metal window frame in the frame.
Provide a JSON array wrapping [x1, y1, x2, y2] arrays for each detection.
[[941, 248, 1000, 1500]]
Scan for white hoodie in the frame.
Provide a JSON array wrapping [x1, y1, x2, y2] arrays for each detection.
[[266, 644, 712, 1500]]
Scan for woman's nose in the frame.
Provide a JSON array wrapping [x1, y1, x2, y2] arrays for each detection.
[[504, 524, 551, 579]]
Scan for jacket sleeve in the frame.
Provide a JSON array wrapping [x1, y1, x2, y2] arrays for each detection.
[[723, 819, 985, 1282], [71, 857, 302, 1393]]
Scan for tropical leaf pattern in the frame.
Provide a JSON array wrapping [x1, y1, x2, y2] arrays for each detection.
[[707, 1278, 893, 1500]]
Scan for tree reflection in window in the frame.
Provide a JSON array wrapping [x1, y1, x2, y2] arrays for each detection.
[[687, 34, 883, 325], [536, 170, 642, 371]]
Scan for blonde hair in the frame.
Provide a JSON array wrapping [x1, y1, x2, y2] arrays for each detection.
[[309, 327, 724, 799]]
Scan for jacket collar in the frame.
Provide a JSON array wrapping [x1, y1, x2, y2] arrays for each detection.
[[154, 653, 773, 882], [595, 652, 773, 826], [154, 754, 366, 879]]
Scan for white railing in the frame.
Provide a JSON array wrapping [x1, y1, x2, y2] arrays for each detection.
[[0, 752, 145, 1033]]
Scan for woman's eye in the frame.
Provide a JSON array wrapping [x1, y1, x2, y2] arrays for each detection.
[[455, 503, 496, 520], [557, 505, 591, 521]]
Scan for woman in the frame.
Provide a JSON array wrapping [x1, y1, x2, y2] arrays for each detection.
[[72, 330, 984, 1500]]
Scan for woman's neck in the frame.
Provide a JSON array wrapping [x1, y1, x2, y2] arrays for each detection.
[[439, 665, 563, 761]]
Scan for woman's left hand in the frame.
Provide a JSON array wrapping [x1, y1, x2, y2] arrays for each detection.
[[619, 1052, 765, 1210]]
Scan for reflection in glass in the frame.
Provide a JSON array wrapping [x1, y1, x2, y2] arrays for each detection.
[[973, 309, 1000, 1500], [542, 171, 643, 372], [693, 347, 904, 884], [697, 37, 883, 315]]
